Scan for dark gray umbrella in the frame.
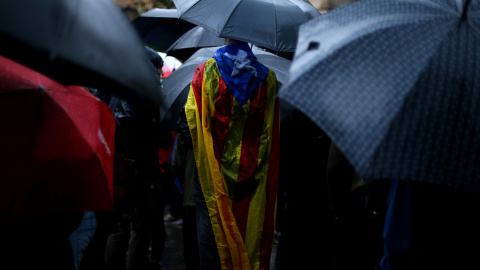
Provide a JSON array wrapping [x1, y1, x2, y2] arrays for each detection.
[[0, 0, 162, 103], [166, 26, 226, 62], [278, 0, 480, 192], [131, 8, 196, 52], [172, 0, 320, 52], [160, 46, 292, 130]]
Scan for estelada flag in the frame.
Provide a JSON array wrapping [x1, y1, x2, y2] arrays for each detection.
[[185, 43, 280, 270]]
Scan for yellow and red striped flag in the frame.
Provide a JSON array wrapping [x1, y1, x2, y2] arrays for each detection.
[[186, 53, 280, 270]]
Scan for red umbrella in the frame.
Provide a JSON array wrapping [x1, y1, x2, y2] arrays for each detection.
[[0, 55, 116, 224]]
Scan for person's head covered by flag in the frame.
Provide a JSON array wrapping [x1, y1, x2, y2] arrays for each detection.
[[183, 38, 280, 270]]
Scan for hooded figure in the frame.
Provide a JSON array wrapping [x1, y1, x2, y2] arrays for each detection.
[[108, 45, 171, 169], [185, 40, 280, 270], [108, 46, 171, 270]]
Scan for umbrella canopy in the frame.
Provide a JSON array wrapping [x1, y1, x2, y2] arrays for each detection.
[[0, 0, 162, 103], [166, 26, 226, 62], [278, 0, 480, 192], [0, 55, 116, 224], [172, 0, 320, 52], [160, 46, 292, 130], [132, 8, 196, 51]]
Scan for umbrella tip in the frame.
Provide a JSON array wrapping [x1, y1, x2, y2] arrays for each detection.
[[307, 41, 320, 51]]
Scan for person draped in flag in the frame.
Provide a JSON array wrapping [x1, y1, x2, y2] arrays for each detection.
[[184, 39, 280, 270]]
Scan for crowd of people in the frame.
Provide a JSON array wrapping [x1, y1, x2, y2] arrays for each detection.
[[0, 33, 384, 270]]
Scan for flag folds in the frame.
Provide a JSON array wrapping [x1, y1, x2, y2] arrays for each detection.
[[185, 57, 280, 270]]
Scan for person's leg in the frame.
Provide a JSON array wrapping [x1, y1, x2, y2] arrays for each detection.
[[182, 205, 199, 270], [69, 211, 97, 270], [79, 211, 117, 270], [126, 178, 154, 270], [105, 213, 131, 270], [150, 177, 166, 268], [163, 179, 183, 224], [168, 183, 184, 220], [194, 169, 221, 270]]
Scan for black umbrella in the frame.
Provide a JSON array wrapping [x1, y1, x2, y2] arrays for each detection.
[[278, 0, 480, 192], [0, 0, 162, 103], [132, 8, 196, 52], [166, 26, 226, 62], [160, 46, 292, 130], [172, 0, 320, 52]]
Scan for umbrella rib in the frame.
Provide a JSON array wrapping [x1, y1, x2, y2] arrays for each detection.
[[272, 0, 278, 54], [222, 0, 243, 40], [462, 0, 471, 20]]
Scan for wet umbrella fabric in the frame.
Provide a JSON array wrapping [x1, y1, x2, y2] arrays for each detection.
[[166, 26, 226, 62], [0, 0, 161, 103], [0, 55, 116, 224], [277, 0, 480, 192], [132, 8, 196, 51], [160, 46, 292, 130], [172, 0, 320, 52]]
